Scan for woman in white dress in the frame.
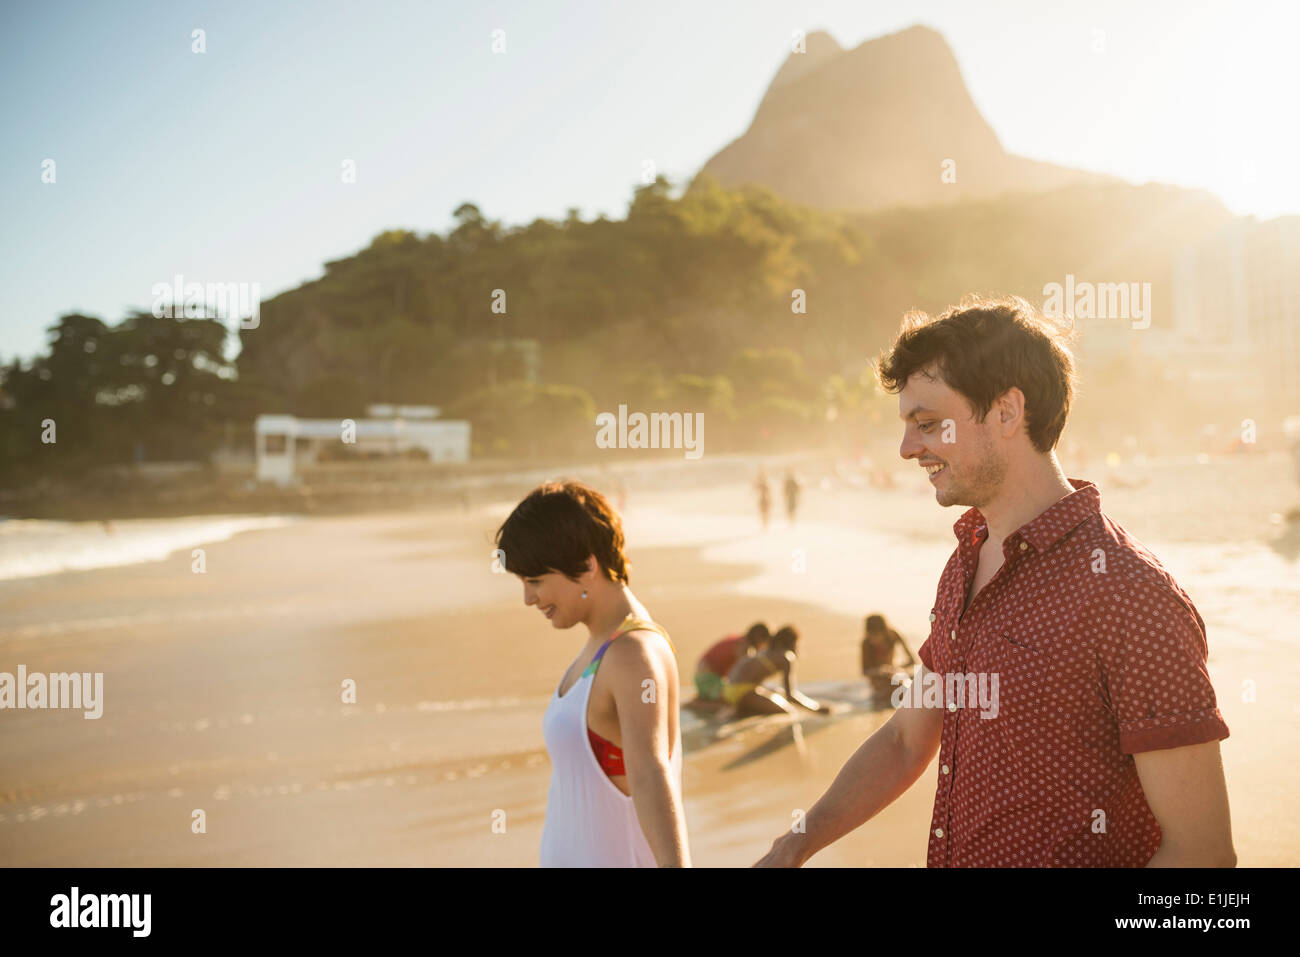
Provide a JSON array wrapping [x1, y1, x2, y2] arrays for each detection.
[[495, 480, 689, 867]]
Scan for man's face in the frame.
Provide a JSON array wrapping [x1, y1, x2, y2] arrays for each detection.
[[897, 366, 1006, 509]]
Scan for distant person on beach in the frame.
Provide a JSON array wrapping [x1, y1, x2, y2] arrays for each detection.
[[755, 295, 1234, 868], [860, 613, 916, 702], [496, 480, 689, 867], [722, 625, 831, 718], [694, 623, 770, 705], [756, 467, 772, 530], [783, 470, 802, 524]]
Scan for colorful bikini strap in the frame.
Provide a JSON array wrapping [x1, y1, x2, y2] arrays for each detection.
[[616, 617, 676, 656], [584, 616, 675, 677]]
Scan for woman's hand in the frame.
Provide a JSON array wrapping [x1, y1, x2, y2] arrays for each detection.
[[753, 831, 808, 867]]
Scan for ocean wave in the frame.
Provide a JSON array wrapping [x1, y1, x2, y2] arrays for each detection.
[[0, 515, 296, 581]]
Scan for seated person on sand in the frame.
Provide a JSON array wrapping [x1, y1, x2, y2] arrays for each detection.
[[692, 623, 770, 710], [721, 625, 831, 718], [860, 613, 916, 700]]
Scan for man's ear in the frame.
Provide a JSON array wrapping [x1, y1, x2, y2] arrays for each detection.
[[998, 387, 1026, 434]]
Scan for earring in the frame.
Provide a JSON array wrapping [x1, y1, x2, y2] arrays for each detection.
[[581, 590, 588, 599]]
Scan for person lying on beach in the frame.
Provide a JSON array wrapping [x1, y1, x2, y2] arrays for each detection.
[[722, 625, 832, 718], [496, 479, 690, 868], [692, 623, 770, 708], [860, 613, 916, 702]]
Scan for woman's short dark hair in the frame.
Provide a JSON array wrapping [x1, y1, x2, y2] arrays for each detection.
[[744, 623, 771, 647], [875, 295, 1078, 453], [494, 480, 630, 584]]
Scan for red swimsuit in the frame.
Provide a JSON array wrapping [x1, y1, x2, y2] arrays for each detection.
[[582, 623, 677, 777], [588, 727, 626, 776], [583, 637, 629, 775]]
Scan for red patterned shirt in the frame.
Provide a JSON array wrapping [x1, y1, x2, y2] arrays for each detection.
[[915, 477, 1230, 867]]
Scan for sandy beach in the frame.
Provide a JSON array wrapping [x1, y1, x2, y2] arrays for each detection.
[[2, 451, 1297, 866]]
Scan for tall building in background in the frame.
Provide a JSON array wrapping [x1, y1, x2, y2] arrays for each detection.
[[1245, 217, 1300, 409], [1172, 216, 1300, 413]]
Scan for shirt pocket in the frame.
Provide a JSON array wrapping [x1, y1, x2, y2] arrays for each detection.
[[979, 632, 1052, 762], [985, 632, 1102, 782]]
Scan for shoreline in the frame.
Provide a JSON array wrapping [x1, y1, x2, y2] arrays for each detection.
[[4, 444, 1292, 525]]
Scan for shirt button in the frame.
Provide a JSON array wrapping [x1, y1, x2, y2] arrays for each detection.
[[934, 827, 944, 838], [1019, 541, 1028, 550], [947, 702, 957, 712], [941, 764, 950, 774], [949, 629, 956, 640], [929, 613, 937, 622]]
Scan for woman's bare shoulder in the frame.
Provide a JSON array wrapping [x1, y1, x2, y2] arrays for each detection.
[[604, 626, 676, 673]]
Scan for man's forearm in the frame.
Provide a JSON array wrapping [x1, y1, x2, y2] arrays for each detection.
[[777, 722, 927, 864]]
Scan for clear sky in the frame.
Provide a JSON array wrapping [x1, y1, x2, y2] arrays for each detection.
[[2, 0, 1296, 362]]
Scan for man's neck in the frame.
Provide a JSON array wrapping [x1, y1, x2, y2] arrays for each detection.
[[974, 456, 1076, 544]]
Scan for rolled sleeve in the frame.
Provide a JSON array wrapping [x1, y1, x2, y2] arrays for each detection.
[[1102, 580, 1230, 754]]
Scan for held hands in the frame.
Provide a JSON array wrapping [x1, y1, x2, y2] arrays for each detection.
[[752, 832, 807, 867]]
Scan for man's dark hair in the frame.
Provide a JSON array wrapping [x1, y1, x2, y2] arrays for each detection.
[[875, 295, 1079, 453], [494, 480, 630, 584], [743, 623, 771, 648]]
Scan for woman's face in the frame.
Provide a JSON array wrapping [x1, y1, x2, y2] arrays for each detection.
[[519, 569, 585, 628]]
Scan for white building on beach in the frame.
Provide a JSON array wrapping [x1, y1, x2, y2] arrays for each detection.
[[255, 407, 470, 486]]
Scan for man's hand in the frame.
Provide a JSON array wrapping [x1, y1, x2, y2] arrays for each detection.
[[751, 693, 942, 867]]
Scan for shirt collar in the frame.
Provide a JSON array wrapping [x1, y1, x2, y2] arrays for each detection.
[[953, 478, 1101, 554]]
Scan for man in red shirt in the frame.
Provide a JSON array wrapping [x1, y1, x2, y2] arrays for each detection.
[[693, 623, 770, 703], [756, 295, 1235, 867]]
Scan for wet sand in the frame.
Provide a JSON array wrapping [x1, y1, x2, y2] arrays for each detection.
[[2, 452, 1297, 866]]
